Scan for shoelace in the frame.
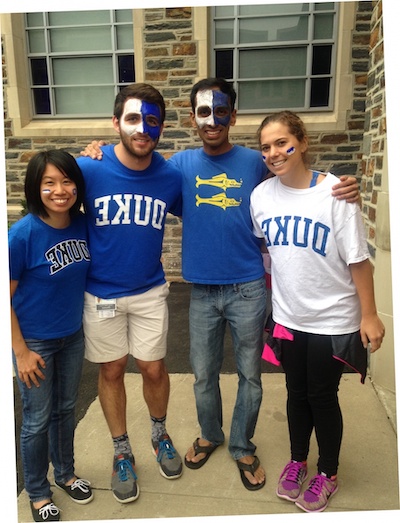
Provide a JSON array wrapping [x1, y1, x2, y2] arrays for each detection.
[[38, 502, 60, 519], [306, 474, 330, 496], [69, 478, 91, 493], [285, 462, 305, 483], [157, 439, 176, 462], [115, 458, 137, 482]]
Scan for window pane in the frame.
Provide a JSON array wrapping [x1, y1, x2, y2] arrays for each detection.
[[53, 57, 114, 85], [27, 30, 46, 53], [215, 20, 234, 45], [239, 4, 309, 16], [118, 55, 135, 83], [312, 45, 332, 75], [26, 10, 134, 118], [31, 58, 48, 85], [216, 49, 233, 79], [315, 2, 334, 10], [115, 9, 133, 22], [314, 13, 334, 39], [54, 86, 115, 115], [215, 6, 235, 17], [238, 79, 305, 110], [50, 27, 111, 52], [212, 4, 337, 111], [239, 16, 309, 44], [26, 12, 44, 27], [33, 88, 51, 114], [240, 48, 307, 78], [48, 10, 110, 26], [116, 25, 134, 50], [310, 77, 330, 107]]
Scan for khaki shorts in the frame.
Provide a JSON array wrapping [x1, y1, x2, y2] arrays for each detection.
[[83, 283, 169, 363]]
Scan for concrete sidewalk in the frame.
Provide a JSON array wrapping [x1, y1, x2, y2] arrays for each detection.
[[16, 372, 399, 522]]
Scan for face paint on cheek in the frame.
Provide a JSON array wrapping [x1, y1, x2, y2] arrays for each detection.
[[287, 146, 296, 155], [73, 188, 77, 195], [212, 90, 231, 127], [140, 101, 162, 141], [42, 189, 51, 193], [120, 99, 161, 142], [120, 99, 143, 137], [195, 90, 214, 128], [195, 90, 232, 129]]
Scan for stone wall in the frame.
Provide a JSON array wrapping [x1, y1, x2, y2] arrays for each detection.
[[2, 3, 375, 281], [361, 0, 386, 256], [362, 1, 395, 428]]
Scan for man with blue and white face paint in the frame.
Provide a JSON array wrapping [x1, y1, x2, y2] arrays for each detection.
[[115, 97, 163, 159], [118, 98, 162, 144], [76, 84, 184, 505], [194, 89, 232, 129], [191, 85, 236, 155], [170, 78, 269, 490]]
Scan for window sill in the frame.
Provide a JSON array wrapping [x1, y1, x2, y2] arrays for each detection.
[[12, 118, 116, 138], [232, 111, 347, 135]]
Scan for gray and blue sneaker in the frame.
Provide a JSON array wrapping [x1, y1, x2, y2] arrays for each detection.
[[152, 434, 183, 479], [111, 453, 139, 503]]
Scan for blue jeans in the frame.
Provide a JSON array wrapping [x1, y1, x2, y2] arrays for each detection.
[[189, 277, 267, 460], [13, 328, 85, 503]]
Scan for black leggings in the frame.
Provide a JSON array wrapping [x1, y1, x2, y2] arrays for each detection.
[[280, 331, 345, 477]]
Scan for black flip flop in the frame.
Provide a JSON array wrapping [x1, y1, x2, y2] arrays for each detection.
[[184, 438, 218, 469], [237, 455, 266, 491]]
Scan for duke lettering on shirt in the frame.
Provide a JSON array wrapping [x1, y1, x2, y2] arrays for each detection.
[[46, 240, 90, 274], [261, 215, 331, 257], [94, 194, 166, 229]]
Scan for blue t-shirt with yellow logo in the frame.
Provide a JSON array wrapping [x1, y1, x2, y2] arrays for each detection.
[[170, 145, 266, 284]]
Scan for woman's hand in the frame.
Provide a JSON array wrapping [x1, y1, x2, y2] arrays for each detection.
[[16, 349, 46, 388], [360, 314, 385, 353]]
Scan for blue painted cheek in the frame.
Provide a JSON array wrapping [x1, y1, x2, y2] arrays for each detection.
[[141, 101, 162, 141], [212, 91, 231, 127], [214, 114, 231, 127], [143, 123, 161, 141]]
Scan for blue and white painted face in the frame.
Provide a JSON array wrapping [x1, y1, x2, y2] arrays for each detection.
[[120, 98, 162, 142], [195, 89, 232, 128]]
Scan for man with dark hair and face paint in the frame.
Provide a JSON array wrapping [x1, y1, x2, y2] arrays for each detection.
[[76, 83, 184, 505], [81, 77, 360, 491], [169, 77, 269, 489]]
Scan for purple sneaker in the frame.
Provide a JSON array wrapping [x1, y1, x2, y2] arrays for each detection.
[[276, 460, 308, 501], [295, 473, 338, 512]]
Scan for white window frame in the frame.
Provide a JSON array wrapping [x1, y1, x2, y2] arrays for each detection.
[[25, 10, 135, 119], [2, 10, 143, 138], [211, 3, 339, 113]]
